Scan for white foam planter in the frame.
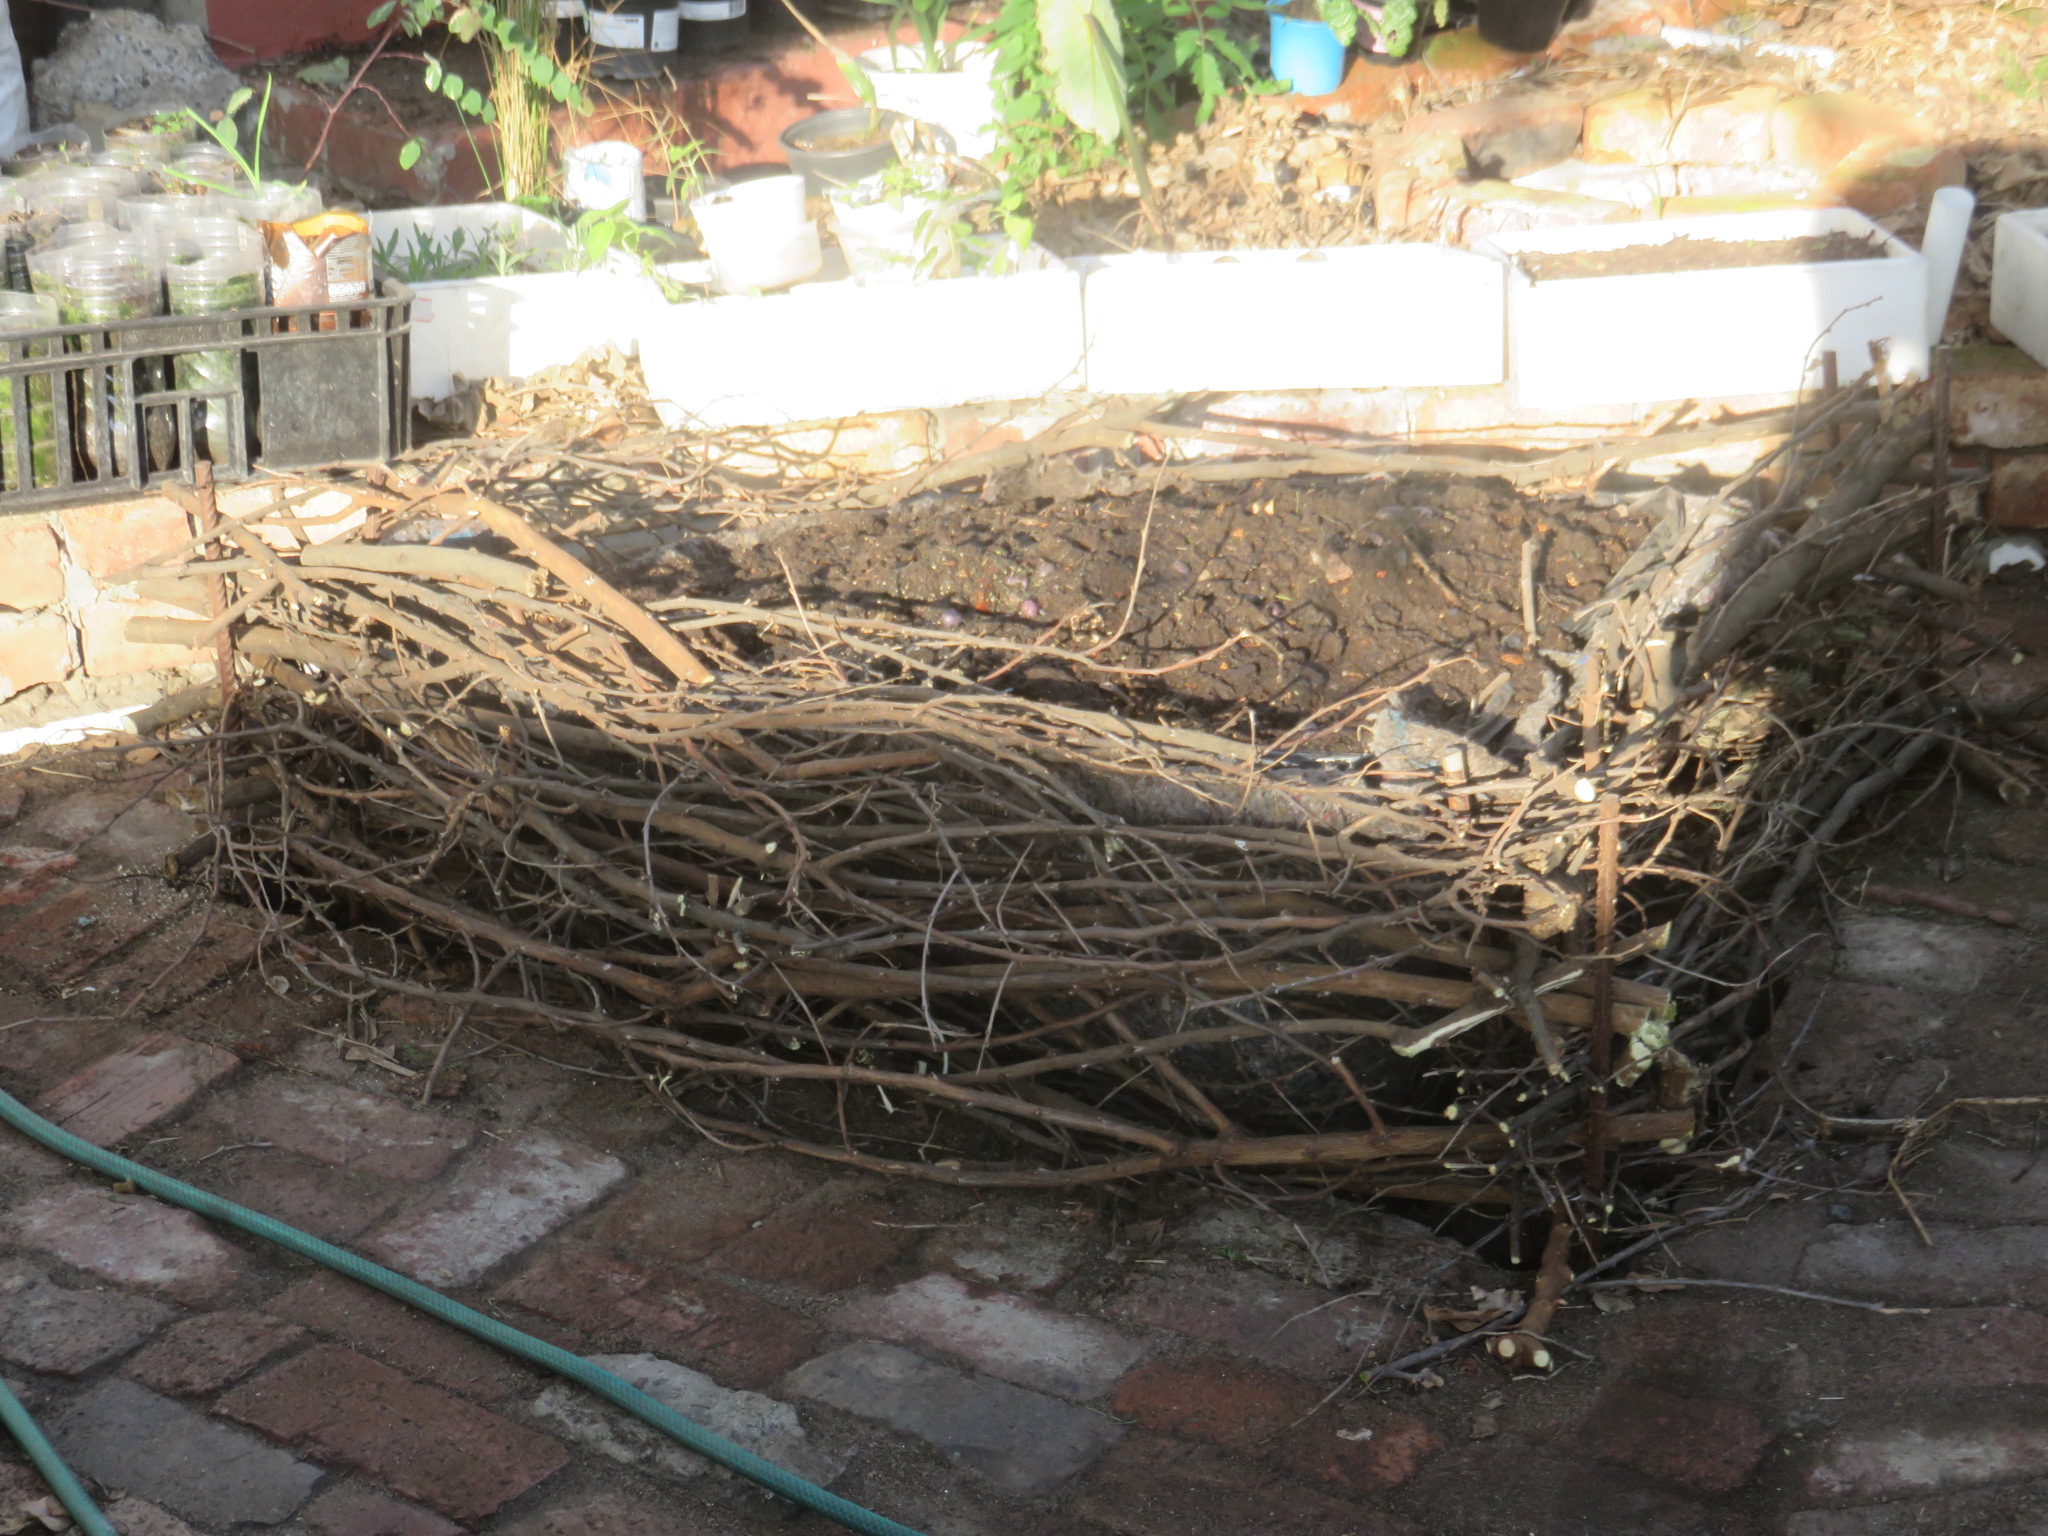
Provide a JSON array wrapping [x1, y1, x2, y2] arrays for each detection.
[[1991, 209, 2048, 371], [1079, 245, 1506, 394], [1480, 208, 1929, 410], [638, 264, 1085, 429], [369, 204, 648, 400]]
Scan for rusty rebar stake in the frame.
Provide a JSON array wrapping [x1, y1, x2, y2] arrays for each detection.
[[1926, 344, 1952, 577], [1587, 793, 1621, 1199], [193, 463, 233, 708]]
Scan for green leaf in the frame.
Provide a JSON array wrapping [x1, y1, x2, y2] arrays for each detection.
[[442, 71, 465, 100], [366, 0, 396, 24], [224, 86, 254, 118], [448, 5, 484, 40], [422, 56, 443, 90], [1036, 0, 1125, 140], [1317, 0, 1358, 46], [549, 73, 574, 102], [399, 137, 423, 170], [1191, 48, 1222, 103], [218, 118, 240, 149], [479, 101, 498, 124], [295, 55, 353, 87], [460, 87, 483, 113], [526, 54, 557, 87]]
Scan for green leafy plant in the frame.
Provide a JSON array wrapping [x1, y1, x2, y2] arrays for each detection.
[[875, 0, 979, 70], [2000, 46, 2048, 99], [373, 224, 528, 282], [183, 77, 279, 187], [365, 0, 590, 178], [1317, 0, 1356, 45]]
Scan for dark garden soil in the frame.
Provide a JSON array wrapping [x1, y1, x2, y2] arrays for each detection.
[[633, 476, 1639, 744], [1515, 231, 1893, 283]]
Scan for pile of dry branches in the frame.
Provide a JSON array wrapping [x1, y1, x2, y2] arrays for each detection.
[[142, 380, 2009, 1223]]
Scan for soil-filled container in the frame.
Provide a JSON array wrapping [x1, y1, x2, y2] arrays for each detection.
[[102, 109, 196, 161], [163, 217, 264, 462], [1, 127, 89, 178], [779, 109, 906, 195], [165, 144, 248, 196], [228, 181, 322, 229], [0, 291, 61, 490]]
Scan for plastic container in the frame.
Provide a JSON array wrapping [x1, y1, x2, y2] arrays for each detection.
[[118, 192, 233, 240], [0, 291, 61, 490], [1, 126, 89, 178], [228, 181, 322, 229], [588, 0, 678, 77], [35, 233, 167, 476], [1992, 209, 2048, 371], [1269, 9, 1346, 95], [858, 43, 999, 160], [163, 217, 264, 461], [1922, 184, 1975, 344], [779, 109, 906, 195], [691, 175, 821, 294], [0, 278, 413, 507], [23, 165, 143, 228], [164, 144, 247, 195], [562, 140, 648, 220], [677, 0, 747, 53]]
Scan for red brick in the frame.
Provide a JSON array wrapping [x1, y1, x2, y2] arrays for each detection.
[[1420, 26, 1523, 81], [78, 597, 204, 678], [1771, 92, 1939, 178], [1075, 1436, 1415, 1536], [9, 1185, 245, 1306], [194, 1152, 404, 1244], [1583, 87, 1678, 164], [1111, 1267, 1397, 1379], [218, 1344, 567, 1523], [0, 1005, 119, 1094], [707, 1197, 918, 1291], [36, 1033, 239, 1147], [56, 497, 193, 582], [266, 1273, 539, 1406], [499, 1243, 822, 1390], [1275, 1409, 1444, 1494], [200, 1077, 472, 1182], [1951, 345, 2048, 449], [1283, 54, 1416, 123], [495, 1494, 691, 1536], [1112, 1356, 1319, 1450], [0, 520, 63, 611], [1666, 85, 1779, 165], [1858, 1307, 2048, 1393], [125, 1310, 308, 1397], [1828, 138, 1966, 218], [302, 1484, 466, 1536], [1581, 1379, 1774, 1493], [1988, 451, 2048, 528], [595, 1156, 807, 1264], [1431, 179, 1640, 244], [0, 611, 74, 698]]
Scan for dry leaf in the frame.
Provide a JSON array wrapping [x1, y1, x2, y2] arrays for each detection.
[[1590, 1290, 1637, 1314], [1470, 1411, 1499, 1440]]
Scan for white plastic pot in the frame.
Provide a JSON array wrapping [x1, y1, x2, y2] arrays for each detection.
[[1991, 208, 2048, 370], [1080, 244, 1507, 392], [1479, 207, 1929, 408], [692, 175, 822, 294], [859, 43, 999, 160], [828, 192, 941, 283], [563, 140, 648, 221]]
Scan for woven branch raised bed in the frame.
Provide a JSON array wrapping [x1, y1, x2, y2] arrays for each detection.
[[142, 384, 2002, 1233]]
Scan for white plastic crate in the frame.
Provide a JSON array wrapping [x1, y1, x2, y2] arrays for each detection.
[[1992, 209, 2048, 371], [1079, 244, 1506, 394], [1478, 208, 1929, 409]]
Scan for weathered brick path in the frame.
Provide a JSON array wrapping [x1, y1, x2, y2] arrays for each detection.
[[1, 717, 2046, 1535]]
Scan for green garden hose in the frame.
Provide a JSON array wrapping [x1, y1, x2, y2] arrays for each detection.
[[0, 1084, 925, 1536]]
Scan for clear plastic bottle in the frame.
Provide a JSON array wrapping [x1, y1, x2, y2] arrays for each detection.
[[162, 216, 263, 462], [0, 290, 60, 489], [164, 144, 248, 197], [22, 165, 143, 228], [228, 181, 322, 229], [118, 192, 234, 241], [35, 234, 167, 476]]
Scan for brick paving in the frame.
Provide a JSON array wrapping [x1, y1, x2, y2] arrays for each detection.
[[0, 738, 2045, 1534]]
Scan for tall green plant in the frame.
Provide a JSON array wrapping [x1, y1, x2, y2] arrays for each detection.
[[368, 0, 590, 177]]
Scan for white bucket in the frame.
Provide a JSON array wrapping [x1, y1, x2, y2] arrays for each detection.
[[692, 175, 821, 294], [587, 4, 678, 50], [828, 193, 936, 283], [563, 140, 648, 221], [859, 43, 999, 160]]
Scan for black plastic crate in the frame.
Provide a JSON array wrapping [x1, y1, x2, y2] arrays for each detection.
[[0, 278, 413, 510]]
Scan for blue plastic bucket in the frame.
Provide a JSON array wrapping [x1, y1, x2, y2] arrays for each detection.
[[1269, 10, 1346, 95]]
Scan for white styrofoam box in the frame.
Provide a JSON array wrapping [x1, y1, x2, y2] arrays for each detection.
[[1479, 208, 1928, 410], [369, 203, 576, 274], [1992, 210, 2048, 370], [403, 272, 667, 401], [639, 266, 1085, 429], [1079, 245, 1505, 394], [370, 204, 656, 400]]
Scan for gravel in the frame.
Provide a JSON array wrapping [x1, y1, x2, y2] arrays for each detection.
[[31, 10, 241, 131]]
